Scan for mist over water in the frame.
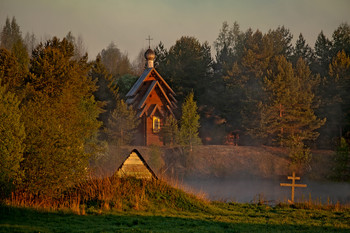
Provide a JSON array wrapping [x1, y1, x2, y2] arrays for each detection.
[[182, 176, 350, 204]]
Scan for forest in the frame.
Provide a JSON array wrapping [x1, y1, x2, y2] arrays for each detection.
[[0, 16, 349, 201]]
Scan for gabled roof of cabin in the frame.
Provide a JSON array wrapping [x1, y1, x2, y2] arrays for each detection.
[[116, 149, 157, 179], [126, 68, 175, 98], [125, 66, 177, 118]]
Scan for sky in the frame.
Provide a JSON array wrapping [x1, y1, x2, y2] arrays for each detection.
[[0, 0, 349, 61]]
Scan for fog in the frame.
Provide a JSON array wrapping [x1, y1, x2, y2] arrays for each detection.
[[182, 176, 350, 204]]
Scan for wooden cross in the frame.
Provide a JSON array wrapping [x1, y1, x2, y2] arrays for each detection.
[[280, 172, 307, 203], [146, 35, 153, 48]]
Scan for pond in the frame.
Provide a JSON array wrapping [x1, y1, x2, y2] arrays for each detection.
[[182, 176, 350, 204]]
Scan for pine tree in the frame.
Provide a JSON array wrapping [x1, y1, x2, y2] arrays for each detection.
[[262, 56, 325, 145], [332, 23, 350, 57], [313, 31, 332, 76], [262, 56, 325, 167], [154, 41, 168, 71], [156, 36, 212, 104], [328, 50, 350, 139], [179, 92, 201, 151]]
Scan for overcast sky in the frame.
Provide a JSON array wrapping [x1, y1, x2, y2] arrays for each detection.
[[0, 0, 349, 61]]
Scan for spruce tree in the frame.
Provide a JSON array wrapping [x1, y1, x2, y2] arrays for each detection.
[[179, 92, 201, 151], [314, 31, 332, 76], [292, 33, 314, 66]]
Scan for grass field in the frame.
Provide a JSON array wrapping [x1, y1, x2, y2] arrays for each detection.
[[1, 202, 349, 233], [1, 176, 349, 233]]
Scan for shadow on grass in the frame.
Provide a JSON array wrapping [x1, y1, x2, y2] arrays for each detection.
[[0, 205, 347, 233]]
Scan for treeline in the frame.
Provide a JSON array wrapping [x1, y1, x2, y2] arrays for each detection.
[[0, 16, 349, 199], [154, 23, 350, 149], [152, 23, 349, 175]]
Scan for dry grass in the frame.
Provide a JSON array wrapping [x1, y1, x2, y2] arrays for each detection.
[[6, 173, 210, 215]]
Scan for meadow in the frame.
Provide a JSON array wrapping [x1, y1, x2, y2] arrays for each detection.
[[1, 202, 350, 232], [1, 178, 349, 233]]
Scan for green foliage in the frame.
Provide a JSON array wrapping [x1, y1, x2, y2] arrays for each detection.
[[262, 56, 325, 146], [100, 42, 133, 78], [160, 115, 179, 146], [148, 145, 165, 174], [65, 31, 87, 60], [116, 73, 139, 98], [314, 31, 332, 76], [331, 23, 350, 57], [155, 36, 212, 103], [329, 51, 350, 135], [89, 55, 117, 127], [0, 83, 25, 197], [23, 32, 37, 55], [333, 138, 350, 181], [179, 92, 201, 151], [287, 136, 312, 171], [318, 50, 350, 147], [292, 33, 314, 66], [0, 48, 24, 92], [0, 17, 29, 73], [107, 100, 139, 146], [0, 17, 21, 50], [154, 41, 168, 72], [20, 37, 102, 197], [260, 57, 325, 166], [266, 26, 294, 58]]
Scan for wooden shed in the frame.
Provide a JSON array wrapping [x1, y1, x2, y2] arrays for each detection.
[[116, 149, 157, 179]]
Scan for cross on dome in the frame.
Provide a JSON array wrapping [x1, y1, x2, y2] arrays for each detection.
[[146, 35, 153, 49]]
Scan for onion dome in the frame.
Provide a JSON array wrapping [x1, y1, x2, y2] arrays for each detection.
[[144, 48, 155, 68], [145, 48, 155, 60]]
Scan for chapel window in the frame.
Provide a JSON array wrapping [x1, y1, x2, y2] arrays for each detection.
[[153, 116, 161, 133]]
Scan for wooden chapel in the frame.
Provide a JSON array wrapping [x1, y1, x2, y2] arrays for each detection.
[[125, 47, 177, 146]]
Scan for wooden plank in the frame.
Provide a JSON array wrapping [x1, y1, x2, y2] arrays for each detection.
[[280, 183, 307, 187], [280, 172, 307, 203]]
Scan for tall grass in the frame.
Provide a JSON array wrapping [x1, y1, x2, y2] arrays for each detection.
[[5, 174, 210, 215], [5, 173, 349, 215]]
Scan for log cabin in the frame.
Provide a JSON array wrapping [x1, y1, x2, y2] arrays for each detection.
[[125, 48, 177, 146]]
